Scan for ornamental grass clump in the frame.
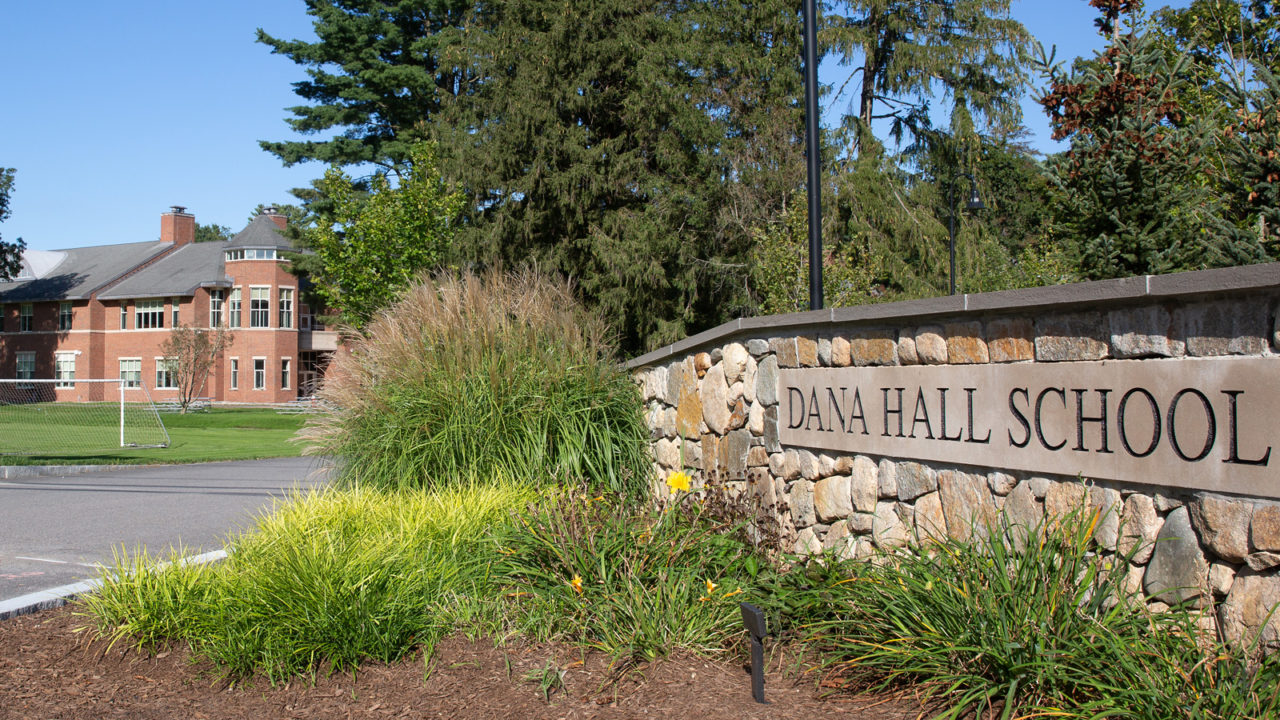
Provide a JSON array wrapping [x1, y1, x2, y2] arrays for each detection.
[[300, 268, 649, 499]]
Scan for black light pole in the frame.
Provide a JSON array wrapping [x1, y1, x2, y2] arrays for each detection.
[[948, 173, 984, 296], [802, 0, 823, 311]]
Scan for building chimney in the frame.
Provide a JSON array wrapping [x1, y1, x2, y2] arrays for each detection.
[[161, 205, 195, 246], [262, 205, 288, 230]]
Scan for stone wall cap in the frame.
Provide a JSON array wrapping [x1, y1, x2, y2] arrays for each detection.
[[625, 262, 1280, 369]]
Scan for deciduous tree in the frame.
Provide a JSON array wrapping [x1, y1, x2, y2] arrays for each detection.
[[160, 324, 233, 413], [0, 168, 27, 281]]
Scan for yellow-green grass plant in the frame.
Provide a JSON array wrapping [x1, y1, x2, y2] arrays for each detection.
[[298, 269, 651, 501], [777, 504, 1280, 719], [84, 478, 536, 681], [491, 488, 769, 662]]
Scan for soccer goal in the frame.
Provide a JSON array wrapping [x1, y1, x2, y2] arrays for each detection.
[[0, 379, 170, 456]]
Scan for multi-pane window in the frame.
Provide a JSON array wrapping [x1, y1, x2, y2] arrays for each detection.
[[171, 298, 180, 327], [55, 352, 75, 388], [229, 289, 242, 328], [16, 351, 34, 387], [120, 302, 128, 329], [119, 359, 142, 388], [155, 357, 177, 389], [59, 302, 73, 331], [135, 299, 164, 329], [253, 358, 266, 390], [250, 287, 270, 328], [209, 290, 225, 328], [19, 303, 32, 332], [230, 358, 239, 390], [281, 358, 291, 390], [278, 289, 293, 329], [224, 249, 276, 262], [300, 305, 311, 331]]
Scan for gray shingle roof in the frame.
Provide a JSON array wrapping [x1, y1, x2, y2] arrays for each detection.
[[226, 215, 294, 251], [97, 241, 231, 300], [0, 241, 172, 302]]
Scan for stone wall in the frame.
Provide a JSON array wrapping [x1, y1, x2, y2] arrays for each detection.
[[627, 263, 1280, 650]]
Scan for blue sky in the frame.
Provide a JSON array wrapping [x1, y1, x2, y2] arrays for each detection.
[[1, 1, 1187, 251]]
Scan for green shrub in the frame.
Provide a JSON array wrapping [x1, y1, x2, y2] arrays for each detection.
[[774, 505, 1280, 719], [300, 268, 650, 499], [492, 488, 769, 661], [84, 480, 533, 681]]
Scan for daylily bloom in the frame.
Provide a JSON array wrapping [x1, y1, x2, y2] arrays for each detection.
[[569, 574, 583, 594], [705, 579, 718, 594], [666, 471, 692, 493]]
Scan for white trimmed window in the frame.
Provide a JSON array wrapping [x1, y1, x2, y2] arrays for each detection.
[[171, 298, 180, 327], [250, 287, 270, 328], [229, 288, 242, 328], [59, 302, 73, 331], [230, 358, 239, 390], [253, 358, 266, 390], [155, 357, 177, 389], [119, 358, 141, 388], [279, 288, 293, 329], [16, 351, 34, 387], [209, 290, 225, 328], [120, 302, 128, 329], [135, 299, 164, 329], [55, 352, 76, 388], [19, 303, 32, 332], [281, 357, 291, 390]]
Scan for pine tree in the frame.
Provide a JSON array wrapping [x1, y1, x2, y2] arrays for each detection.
[[1040, 0, 1251, 279]]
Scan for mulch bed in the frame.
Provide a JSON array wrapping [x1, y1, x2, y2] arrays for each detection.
[[0, 605, 923, 719]]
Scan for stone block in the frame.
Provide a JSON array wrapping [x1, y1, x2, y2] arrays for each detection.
[[641, 366, 667, 402], [1144, 506, 1208, 605], [675, 388, 703, 440], [694, 352, 712, 377], [831, 336, 852, 367], [944, 321, 989, 364], [755, 355, 779, 406], [1027, 476, 1051, 499], [1091, 486, 1122, 551], [987, 472, 1016, 496], [850, 456, 878, 513], [701, 433, 720, 476], [747, 401, 764, 436], [654, 438, 680, 469], [1002, 482, 1043, 550], [1109, 305, 1181, 358], [1044, 482, 1089, 521], [1175, 300, 1269, 357], [749, 467, 775, 507], [721, 343, 750, 384], [898, 333, 920, 365], [1219, 570, 1280, 650], [814, 474, 854, 523], [1246, 552, 1280, 571], [718, 429, 751, 479], [747, 445, 768, 467], [796, 449, 822, 480], [769, 451, 798, 480], [914, 326, 948, 365], [877, 458, 898, 498], [741, 355, 758, 403], [770, 337, 799, 367], [896, 461, 937, 501], [791, 479, 816, 527], [1119, 494, 1160, 565], [1189, 494, 1254, 564], [700, 364, 732, 435], [1252, 502, 1280, 551], [938, 470, 996, 542], [850, 329, 898, 366], [1035, 312, 1109, 362], [986, 317, 1034, 363], [817, 337, 832, 366], [872, 501, 910, 548], [794, 527, 822, 555], [667, 357, 697, 410], [914, 491, 947, 541], [763, 406, 780, 452], [797, 336, 819, 367], [1210, 562, 1236, 597]]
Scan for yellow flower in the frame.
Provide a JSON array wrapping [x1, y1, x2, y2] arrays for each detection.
[[722, 588, 743, 599], [666, 471, 692, 493], [705, 579, 718, 595], [569, 574, 583, 595]]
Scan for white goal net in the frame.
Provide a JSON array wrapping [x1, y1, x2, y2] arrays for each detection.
[[0, 379, 169, 456]]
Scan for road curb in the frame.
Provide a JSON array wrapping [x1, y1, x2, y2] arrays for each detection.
[[0, 549, 228, 621], [0, 464, 132, 480]]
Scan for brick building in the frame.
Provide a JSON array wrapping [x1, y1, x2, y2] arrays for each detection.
[[0, 207, 337, 403]]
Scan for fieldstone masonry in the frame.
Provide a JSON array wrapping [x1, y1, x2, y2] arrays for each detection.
[[629, 264, 1280, 653]]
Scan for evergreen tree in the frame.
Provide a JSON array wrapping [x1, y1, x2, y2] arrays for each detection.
[[827, 0, 1032, 150], [194, 223, 233, 243], [0, 168, 26, 281], [1039, 0, 1253, 279]]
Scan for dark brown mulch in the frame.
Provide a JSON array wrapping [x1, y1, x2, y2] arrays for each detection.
[[0, 604, 923, 719]]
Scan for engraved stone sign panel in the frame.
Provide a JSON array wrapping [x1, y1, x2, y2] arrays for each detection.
[[779, 358, 1278, 498]]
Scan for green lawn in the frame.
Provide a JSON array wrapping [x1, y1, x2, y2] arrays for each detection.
[[0, 407, 311, 466]]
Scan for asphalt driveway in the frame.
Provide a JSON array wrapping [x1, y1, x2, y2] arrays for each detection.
[[0, 457, 332, 603]]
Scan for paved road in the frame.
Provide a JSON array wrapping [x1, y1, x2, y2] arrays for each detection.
[[0, 457, 332, 600]]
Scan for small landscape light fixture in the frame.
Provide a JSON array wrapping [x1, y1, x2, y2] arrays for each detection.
[[948, 172, 985, 296], [740, 601, 769, 704]]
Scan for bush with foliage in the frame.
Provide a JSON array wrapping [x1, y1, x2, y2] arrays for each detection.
[[300, 268, 651, 499]]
